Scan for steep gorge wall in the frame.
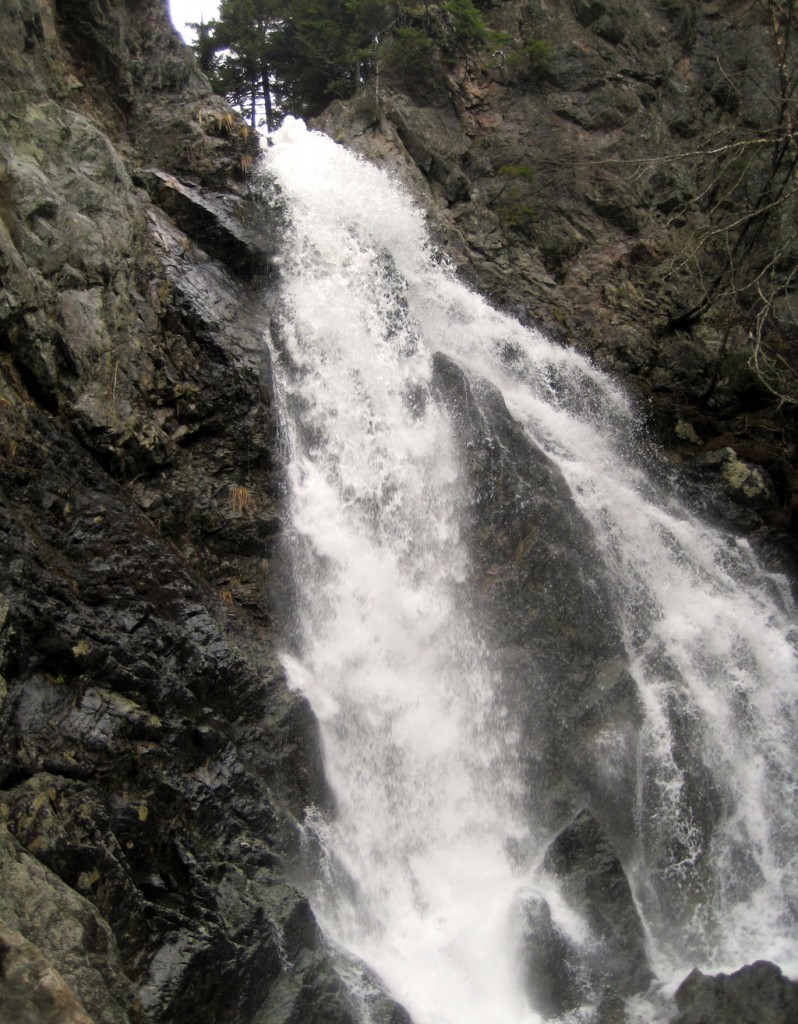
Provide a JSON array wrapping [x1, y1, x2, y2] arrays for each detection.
[[0, 2, 399, 1022], [316, 0, 798, 537], [1, 1, 796, 1022]]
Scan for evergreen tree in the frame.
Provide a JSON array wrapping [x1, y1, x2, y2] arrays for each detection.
[[193, 0, 492, 124], [191, 0, 280, 130], [266, 0, 363, 118]]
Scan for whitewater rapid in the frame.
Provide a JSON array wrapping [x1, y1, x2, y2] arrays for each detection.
[[261, 117, 798, 1023]]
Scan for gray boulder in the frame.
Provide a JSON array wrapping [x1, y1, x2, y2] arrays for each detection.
[[672, 961, 798, 1024], [520, 893, 587, 1018], [543, 810, 652, 1002], [431, 352, 642, 840]]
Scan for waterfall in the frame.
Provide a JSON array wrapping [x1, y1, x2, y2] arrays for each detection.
[[261, 117, 798, 1023]]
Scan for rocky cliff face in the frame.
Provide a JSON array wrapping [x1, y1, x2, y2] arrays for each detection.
[[0, 2, 401, 1022], [316, 0, 798, 537], [1, 1, 796, 1023]]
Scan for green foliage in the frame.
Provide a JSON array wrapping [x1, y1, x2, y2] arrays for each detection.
[[191, 0, 493, 123], [490, 162, 537, 236], [440, 0, 489, 49], [485, 27, 512, 49], [379, 26, 435, 82], [497, 163, 536, 181], [190, 0, 282, 128], [505, 37, 553, 84], [494, 200, 538, 235], [521, 38, 552, 67], [190, 19, 219, 75], [267, 0, 361, 117]]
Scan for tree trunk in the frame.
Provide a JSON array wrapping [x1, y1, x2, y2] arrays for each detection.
[[261, 67, 274, 133]]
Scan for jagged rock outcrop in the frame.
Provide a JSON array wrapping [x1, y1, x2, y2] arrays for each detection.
[[431, 353, 654, 1014], [519, 894, 586, 1019], [0, 1, 403, 1022], [672, 960, 798, 1024], [315, 0, 798, 535], [427, 343, 795, 1024], [521, 810, 652, 1021], [0, 826, 134, 1023], [543, 812, 652, 1001], [431, 352, 642, 840]]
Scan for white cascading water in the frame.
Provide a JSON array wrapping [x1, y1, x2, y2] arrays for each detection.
[[262, 118, 798, 1022]]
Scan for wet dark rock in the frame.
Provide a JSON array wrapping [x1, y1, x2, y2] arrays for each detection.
[[135, 169, 275, 277], [519, 810, 654, 1020], [672, 960, 798, 1024], [431, 353, 642, 838], [2, 1, 794, 1022], [520, 893, 586, 1018], [320, 40, 798, 1013], [692, 447, 776, 508], [543, 811, 652, 1000], [0, 0, 372, 1022]]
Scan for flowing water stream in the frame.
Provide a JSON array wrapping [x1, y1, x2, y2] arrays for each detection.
[[261, 118, 798, 1023]]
